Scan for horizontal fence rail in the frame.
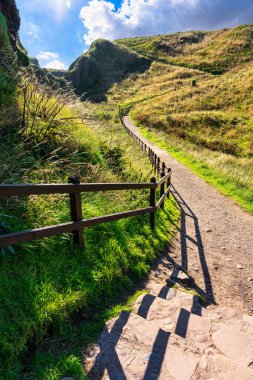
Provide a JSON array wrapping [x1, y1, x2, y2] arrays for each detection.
[[0, 173, 171, 250], [0, 182, 157, 197]]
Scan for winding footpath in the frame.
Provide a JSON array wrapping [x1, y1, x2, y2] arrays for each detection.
[[82, 115, 253, 380]]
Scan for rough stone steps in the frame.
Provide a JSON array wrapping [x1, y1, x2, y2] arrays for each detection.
[[85, 287, 253, 380]]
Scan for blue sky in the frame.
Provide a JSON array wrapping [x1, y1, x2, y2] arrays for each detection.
[[16, 0, 253, 70]]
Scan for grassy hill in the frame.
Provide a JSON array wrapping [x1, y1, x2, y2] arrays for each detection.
[[107, 26, 253, 212], [116, 24, 253, 74]]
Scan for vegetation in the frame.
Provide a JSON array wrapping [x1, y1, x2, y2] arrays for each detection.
[[0, 75, 178, 378], [1, 6, 253, 377], [106, 28, 253, 213], [66, 39, 151, 101], [0, 12, 17, 109], [116, 24, 253, 74]]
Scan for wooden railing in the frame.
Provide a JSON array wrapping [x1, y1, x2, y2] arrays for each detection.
[[0, 107, 172, 251], [0, 172, 171, 250], [119, 107, 170, 174]]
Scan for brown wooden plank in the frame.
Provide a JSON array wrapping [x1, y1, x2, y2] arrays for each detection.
[[68, 176, 84, 249], [150, 177, 156, 229], [83, 207, 154, 227], [157, 172, 171, 186], [0, 221, 81, 248], [160, 172, 165, 209], [156, 185, 171, 209], [0, 182, 157, 197], [0, 207, 155, 249]]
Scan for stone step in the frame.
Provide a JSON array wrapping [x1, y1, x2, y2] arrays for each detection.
[[85, 310, 200, 380], [132, 293, 212, 348], [85, 304, 253, 380]]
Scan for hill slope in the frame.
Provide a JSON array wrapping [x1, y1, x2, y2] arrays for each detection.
[[116, 24, 253, 74], [66, 39, 151, 101]]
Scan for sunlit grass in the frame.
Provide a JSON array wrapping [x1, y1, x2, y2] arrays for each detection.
[[0, 99, 179, 379]]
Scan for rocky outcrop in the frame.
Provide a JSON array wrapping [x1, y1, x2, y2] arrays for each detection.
[[0, 0, 20, 48], [0, 0, 29, 66], [66, 39, 151, 101]]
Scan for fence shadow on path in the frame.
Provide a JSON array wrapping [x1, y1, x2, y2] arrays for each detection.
[[88, 184, 216, 380], [170, 185, 215, 306]]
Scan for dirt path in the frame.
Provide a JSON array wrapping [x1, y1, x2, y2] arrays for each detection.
[[123, 115, 253, 314], [81, 115, 253, 380]]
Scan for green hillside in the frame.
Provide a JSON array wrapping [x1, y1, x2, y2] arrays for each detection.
[[107, 26, 253, 212], [116, 24, 253, 73]]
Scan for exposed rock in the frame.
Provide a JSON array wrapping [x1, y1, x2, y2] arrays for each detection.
[[212, 324, 253, 366], [0, 0, 20, 45], [66, 39, 151, 101]]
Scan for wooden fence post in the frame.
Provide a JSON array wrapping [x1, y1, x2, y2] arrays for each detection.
[[167, 168, 172, 197], [162, 162, 166, 173], [157, 157, 160, 173], [68, 176, 84, 249], [160, 171, 165, 209], [150, 177, 156, 229]]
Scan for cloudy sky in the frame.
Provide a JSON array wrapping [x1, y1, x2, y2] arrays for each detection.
[[16, 0, 253, 70]]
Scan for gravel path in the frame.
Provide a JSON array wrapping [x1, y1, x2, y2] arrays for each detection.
[[123, 115, 253, 314]]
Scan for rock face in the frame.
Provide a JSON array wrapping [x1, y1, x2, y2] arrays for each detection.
[[66, 39, 151, 101], [0, 0, 20, 45], [0, 0, 29, 66]]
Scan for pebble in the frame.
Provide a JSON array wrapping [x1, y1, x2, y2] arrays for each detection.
[[164, 319, 174, 329], [143, 352, 151, 361], [225, 257, 231, 261], [196, 334, 208, 343], [247, 277, 253, 282], [205, 347, 216, 355], [237, 264, 244, 269]]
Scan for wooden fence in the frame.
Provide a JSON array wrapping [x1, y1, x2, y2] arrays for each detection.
[[119, 107, 169, 174], [0, 110, 171, 250]]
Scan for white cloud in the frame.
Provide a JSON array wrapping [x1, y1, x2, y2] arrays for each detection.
[[44, 59, 67, 70], [80, 0, 199, 45], [80, 0, 253, 45], [26, 22, 40, 40], [37, 51, 66, 70], [38, 51, 59, 61]]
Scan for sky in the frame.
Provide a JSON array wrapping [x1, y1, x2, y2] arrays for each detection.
[[16, 0, 253, 70]]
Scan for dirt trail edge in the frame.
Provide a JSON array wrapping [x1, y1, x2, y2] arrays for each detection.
[[123, 115, 253, 314]]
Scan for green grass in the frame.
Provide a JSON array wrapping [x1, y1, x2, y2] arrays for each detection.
[[116, 24, 253, 73], [131, 117, 253, 214], [0, 100, 179, 379]]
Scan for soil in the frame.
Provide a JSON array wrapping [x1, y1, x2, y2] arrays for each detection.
[[123, 115, 253, 315]]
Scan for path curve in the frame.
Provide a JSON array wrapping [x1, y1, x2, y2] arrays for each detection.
[[123, 115, 253, 314]]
